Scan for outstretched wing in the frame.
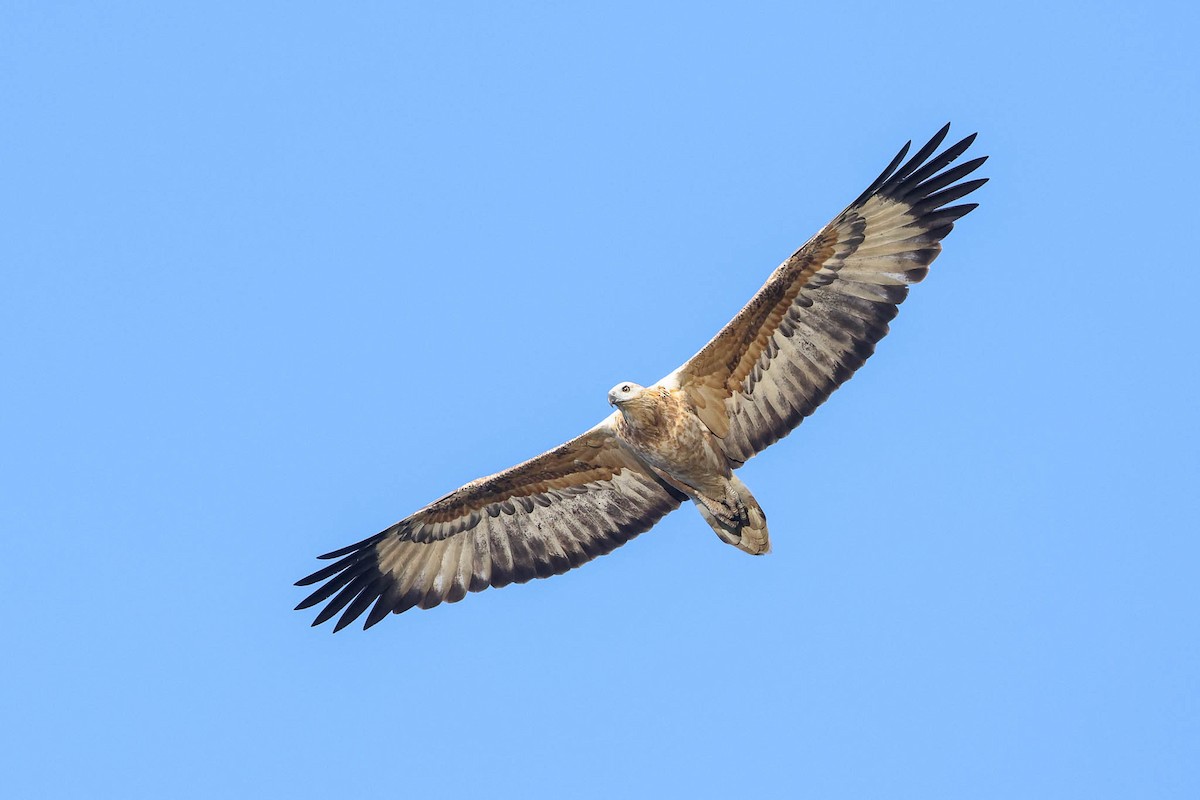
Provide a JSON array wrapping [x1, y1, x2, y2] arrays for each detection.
[[663, 124, 987, 463], [295, 418, 685, 631]]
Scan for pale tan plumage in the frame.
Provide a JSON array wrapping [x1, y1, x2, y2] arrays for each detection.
[[296, 124, 987, 630]]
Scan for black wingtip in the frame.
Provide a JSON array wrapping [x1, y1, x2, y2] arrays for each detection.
[[848, 123, 985, 211], [311, 601, 343, 628], [851, 139, 912, 207], [315, 529, 390, 560], [294, 594, 323, 611], [853, 123, 989, 216], [317, 549, 348, 560], [932, 122, 953, 151], [295, 551, 361, 587], [318, 541, 364, 560]]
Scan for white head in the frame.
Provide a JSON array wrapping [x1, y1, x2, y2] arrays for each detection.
[[607, 382, 644, 407]]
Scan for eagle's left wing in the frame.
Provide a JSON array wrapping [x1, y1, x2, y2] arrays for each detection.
[[662, 124, 986, 463], [295, 418, 685, 631]]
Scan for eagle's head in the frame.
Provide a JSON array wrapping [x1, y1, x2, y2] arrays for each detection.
[[607, 382, 645, 407]]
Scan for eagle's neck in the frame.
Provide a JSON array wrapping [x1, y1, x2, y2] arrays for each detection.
[[618, 387, 673, 431], [618, 399, 660, 432]]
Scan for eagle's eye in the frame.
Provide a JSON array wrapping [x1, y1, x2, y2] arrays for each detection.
[[621, 384, 631, 393]]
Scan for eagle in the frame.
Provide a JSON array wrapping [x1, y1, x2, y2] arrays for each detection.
[[296, 124, 987, 631]]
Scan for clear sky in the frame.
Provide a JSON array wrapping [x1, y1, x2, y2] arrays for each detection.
[[3, 2, 1198, 798]]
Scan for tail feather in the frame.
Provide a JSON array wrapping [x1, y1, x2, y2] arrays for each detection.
[[693, 475, 770, 555]]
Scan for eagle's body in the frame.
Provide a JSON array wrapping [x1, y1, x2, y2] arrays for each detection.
[[612, 383, 769, 555], [613, 386, 726, 488], [297, 124, 988, 631]]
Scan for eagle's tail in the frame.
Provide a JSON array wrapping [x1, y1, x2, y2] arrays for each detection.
[[693, 474, 770, 555]]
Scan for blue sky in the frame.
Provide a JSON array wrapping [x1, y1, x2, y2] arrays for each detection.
[[3, 2, 1198, 797]]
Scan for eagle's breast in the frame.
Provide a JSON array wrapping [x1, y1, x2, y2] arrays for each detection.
[[615, 387, 729, 487]]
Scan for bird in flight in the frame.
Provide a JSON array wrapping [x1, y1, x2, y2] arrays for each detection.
[[296, 124, 987, 631]]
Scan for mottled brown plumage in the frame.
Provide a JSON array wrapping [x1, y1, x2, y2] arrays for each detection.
[[609, 383, 769, 555], [296, 124, 987, 630]]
